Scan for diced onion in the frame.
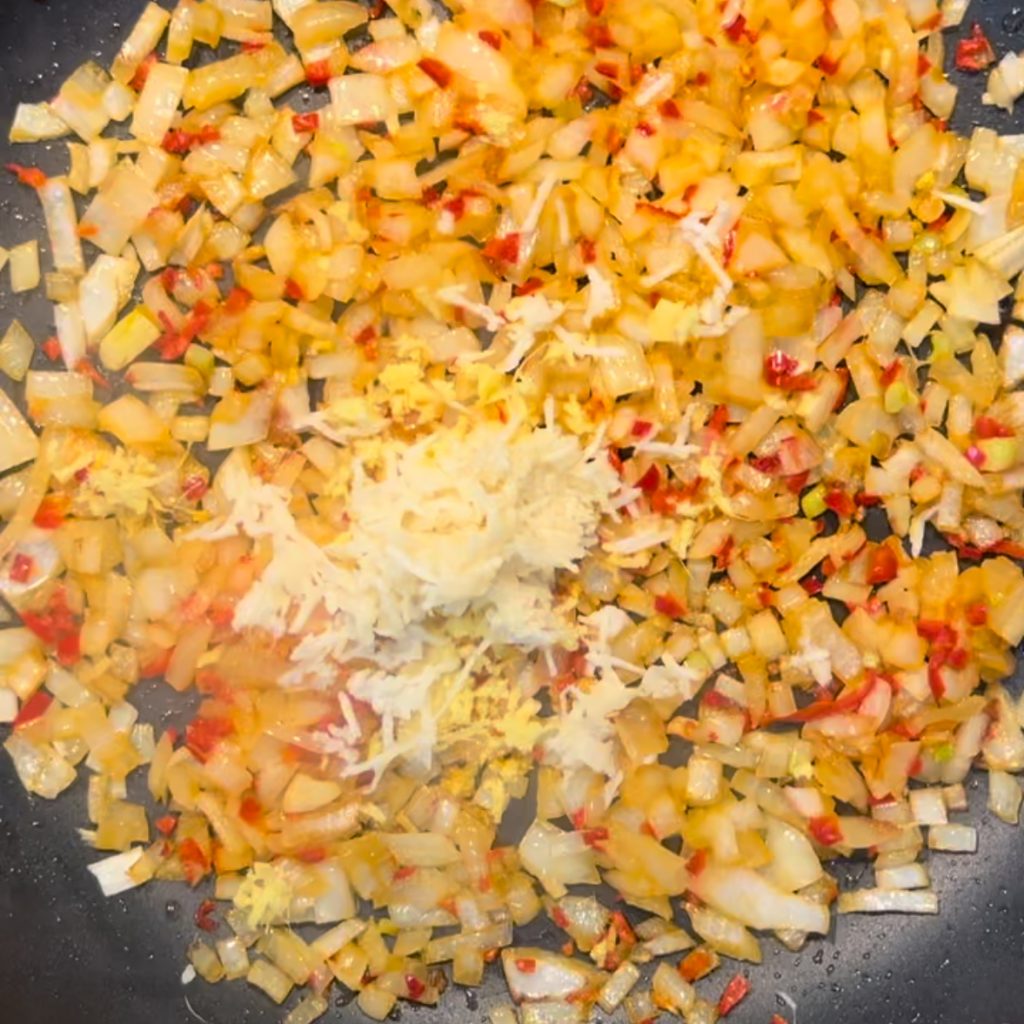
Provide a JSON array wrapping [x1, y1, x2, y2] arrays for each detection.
[[838, 889, 939, 915]]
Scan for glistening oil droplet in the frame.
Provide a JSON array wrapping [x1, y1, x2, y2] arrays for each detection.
[[1004, 8, 1024, 33]]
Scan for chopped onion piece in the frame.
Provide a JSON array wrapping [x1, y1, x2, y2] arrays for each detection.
[[86, 847, 147, 897], [0, 390, 39, 474], [838, 889, 939, 915], [0, 688, 18, 723], [501, 949, 601, 1004], [51, 62, 112, 140], [111, 2, 172, 84], [927, 824, 978, 853], [597, 962, 640, 1013], [8, 240, 40, 294], [247, 958, 294, 1004], [875, 863, 931, 890], [988, 771, 1023, 825], [0, 320, 34, 382], [132, 64, 190, 146], [908, 788, 948, 826], [8, 103, 69, 142]]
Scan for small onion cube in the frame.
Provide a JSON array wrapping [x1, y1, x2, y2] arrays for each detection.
[[501, 949, 601, 1004], [246, 958, 294, 1004], [838, 888, 939, 914], [283, 993, 329, 1024], [0, 320, 34, 381], [597, 961, 640, 1013], [8, 240, 40, 294], [131, 63, 189, 146], [0, 389, 38, 474], [0, 688, 17, 723], [86, 847, 146, 897], [928, 824, 978, 853], [875, 863, 931, 890], [519, 1003, 587, 1024], [8, 102, 69, 143], [651, 962, 696, 1014], [909, 788, 948, 826], [356, 983, 397, 1021], [942, 784, 969, 811], [111, 2, 171, 84], [988, 771, 1023, 825]]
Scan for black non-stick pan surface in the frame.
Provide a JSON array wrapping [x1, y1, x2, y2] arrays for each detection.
[[4, 2, 1024, 1022]]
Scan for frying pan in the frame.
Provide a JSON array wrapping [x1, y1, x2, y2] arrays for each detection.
[[3, 2, 1024, 1022]]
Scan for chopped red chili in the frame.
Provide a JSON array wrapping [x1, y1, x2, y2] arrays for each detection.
[[809, 815, 842, 847], [955, 23, 996, 73], [194, 899, 219, 932], [291, 111, 320, 133], [9, 553, 35, 584], [5, 163, 47, 188], [764, 351, 816, 391], [418, 58, 453, 88], [13, 690, 52, 729], [717, 974, 751, 1017], [654, 593, 685, 618]]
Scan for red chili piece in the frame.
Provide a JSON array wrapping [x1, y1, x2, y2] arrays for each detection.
[[5, 163, 47, 188], [764, 351, 816, 391], [809, 815, 842, 847], [418, 58, 453, 87], [291, 111, 320, 133], [824, 488, 856, 518], [482, 232, 522, 268], [224, 286, 253, 315], [974, 415, 1013, 439], [155, 815, 178, 836], [637, 464, 661, 494], [867, 544, 899, 585], [184, 716, 235, 763], [239, 796, 263, 824], [178, 838, 210, 885], [194, 899, 218, 932], [157, 301, 212, 361], [955, 23, 996, 72], [305, 60, 333, 87], [9, 553, 35, 584], [654, 593, 685, 618], [21, 587, 81, 666], [182, 475, 208, 502], [724, 14, 747, 42], [13, 690, 52, 729], [966, 602, 988, 626], [717, 974, 751, 1017], [686, 848, 708, 876]]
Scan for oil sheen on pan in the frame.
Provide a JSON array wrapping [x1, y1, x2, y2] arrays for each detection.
[[3, 2, 1024, 1024]]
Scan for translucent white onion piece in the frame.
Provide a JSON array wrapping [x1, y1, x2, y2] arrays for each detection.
[[8, 103, 69, 143], [0, 390, 39, 474], [927, 823, 978, 852], [988, 771, 1023, 824], [86, 847, 146, 896], [38, 177, 84, 275], [838, 888, 939, 914], [500, 948, 602, 1004]]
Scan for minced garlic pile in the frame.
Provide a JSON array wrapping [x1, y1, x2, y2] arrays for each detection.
[[5, 0, 1024, 1022]]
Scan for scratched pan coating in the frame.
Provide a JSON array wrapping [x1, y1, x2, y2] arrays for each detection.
[[3, 2, 1024, 1022]]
